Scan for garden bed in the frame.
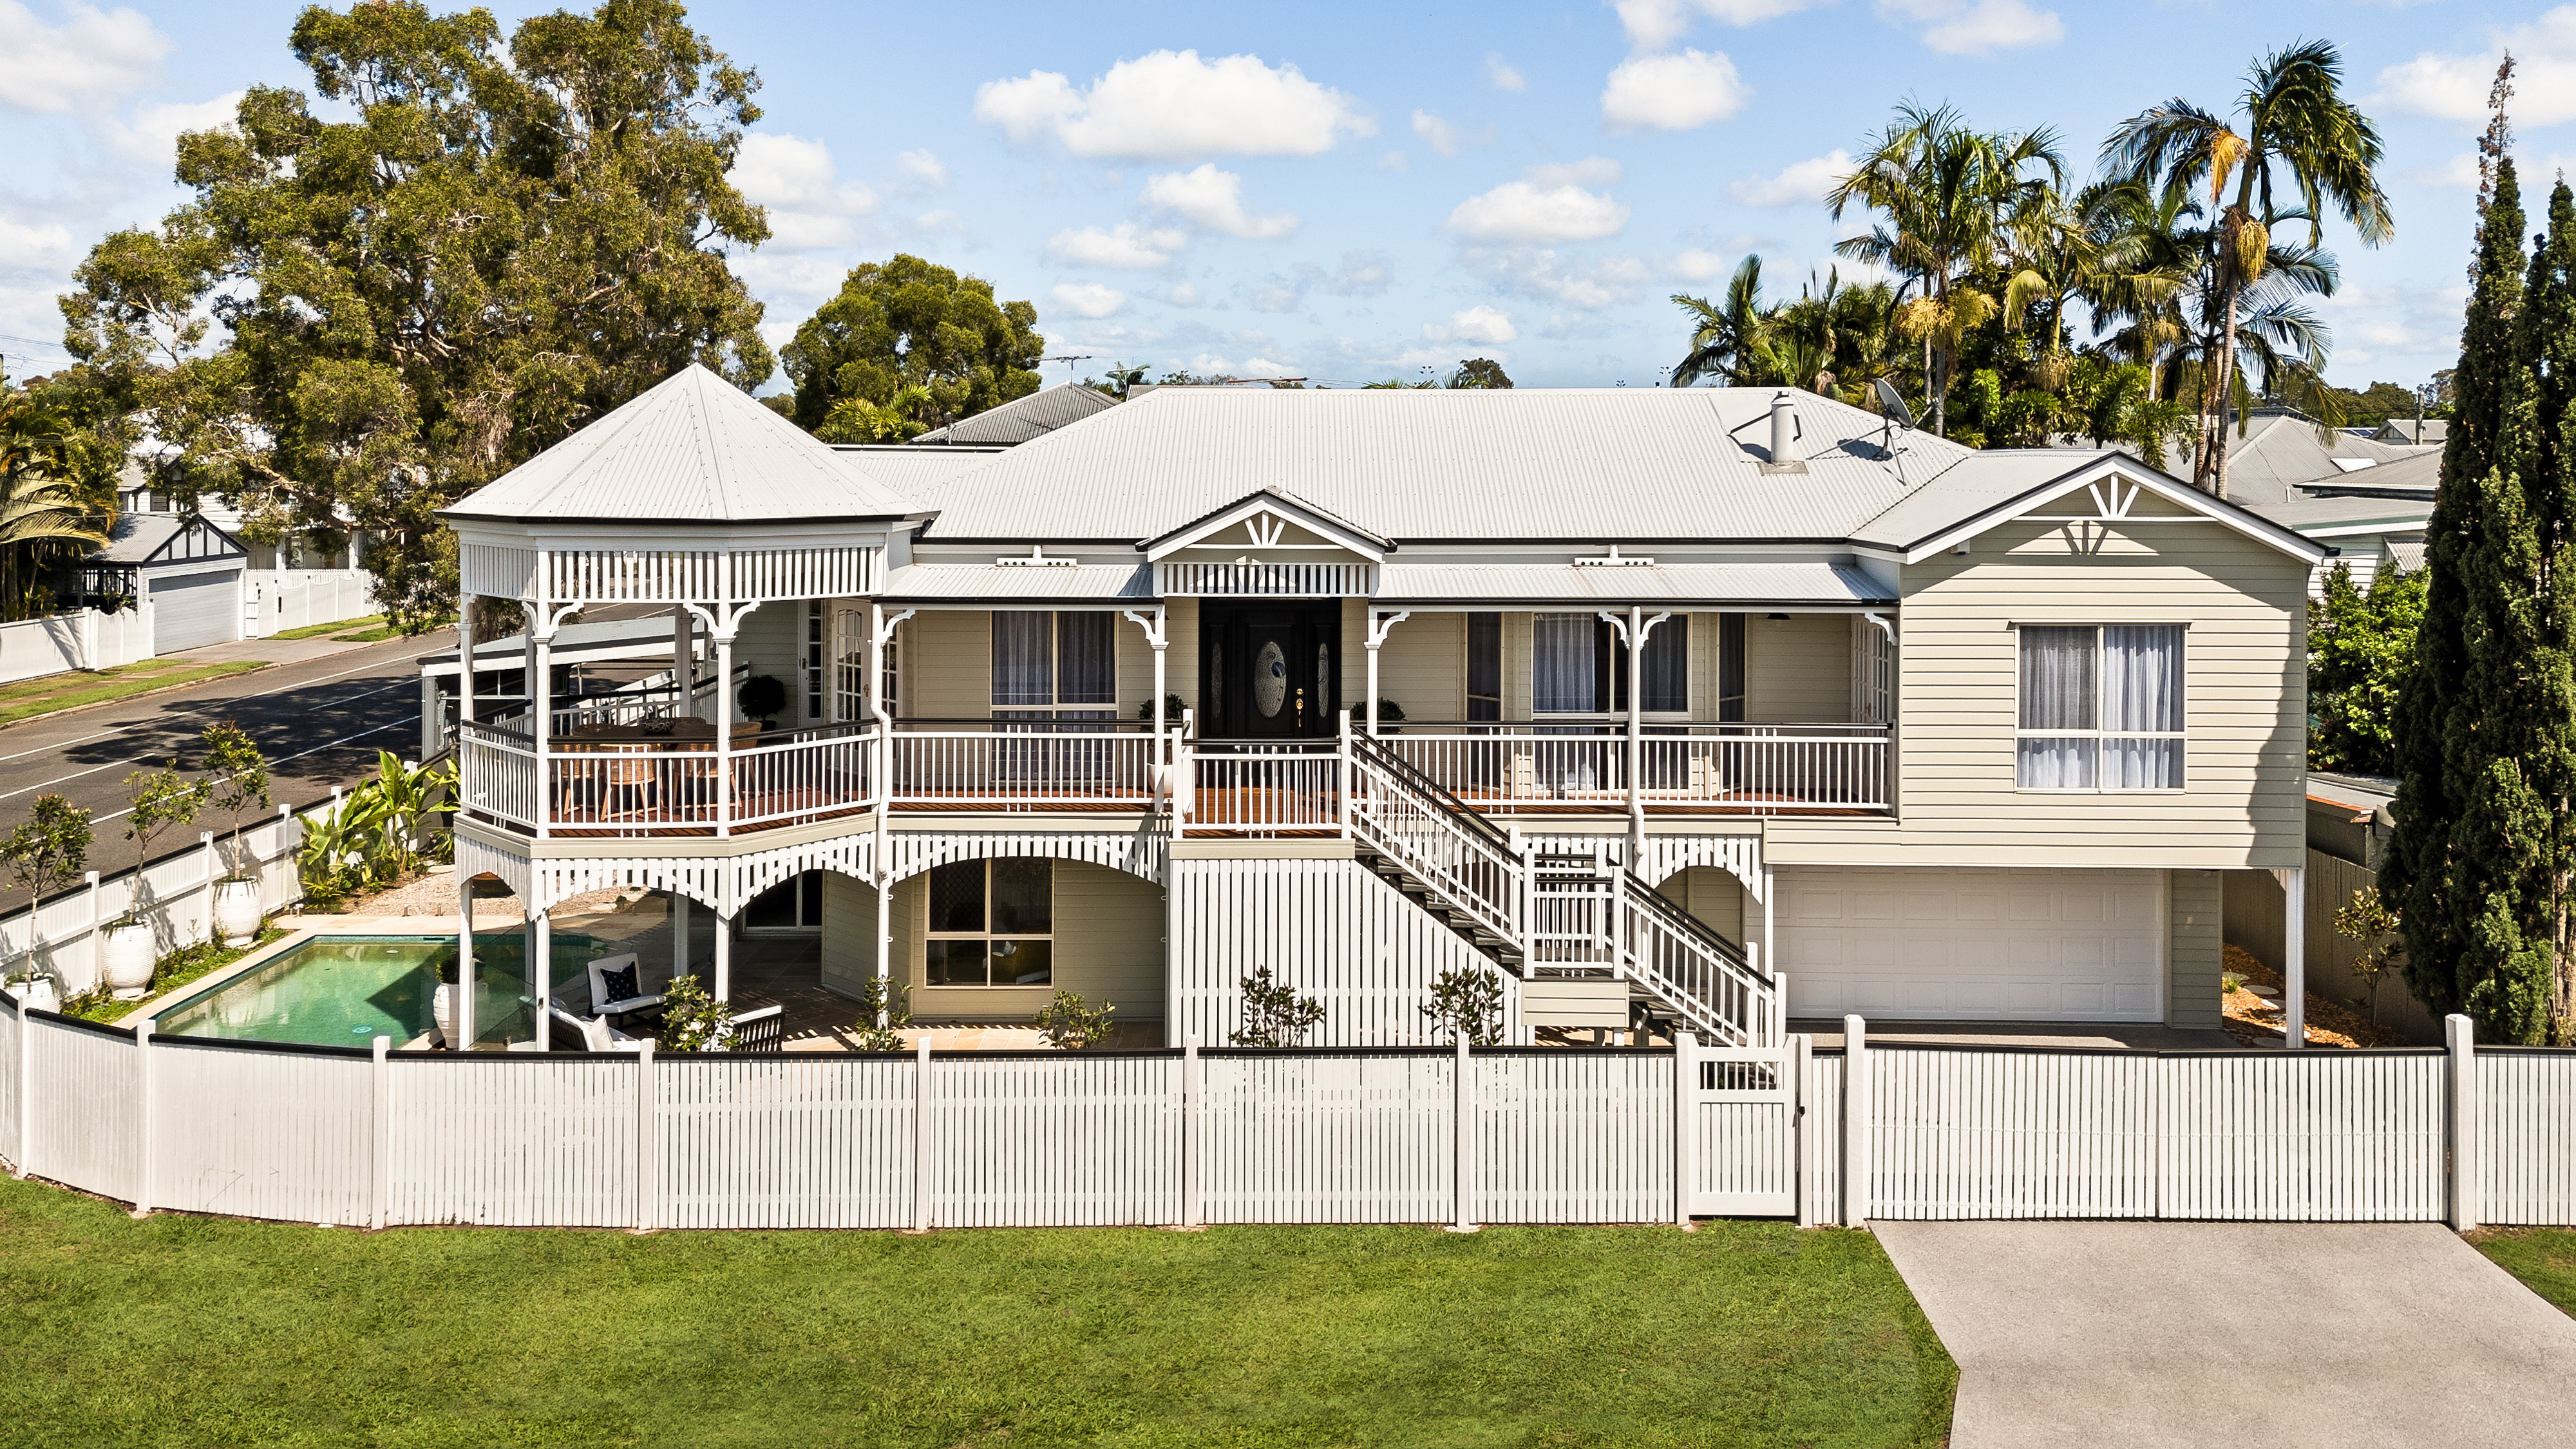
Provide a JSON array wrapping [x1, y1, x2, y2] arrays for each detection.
[[2221, 943, 2407, 1048]]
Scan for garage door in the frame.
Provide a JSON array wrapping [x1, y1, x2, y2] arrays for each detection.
[[1775, 866, 2164, 1022], [150, 569, 241, 654]]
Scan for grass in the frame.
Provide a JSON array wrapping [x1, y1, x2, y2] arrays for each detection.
[[326, 621, 413, 643], [2474, 1227, 2576, 1319], [0, 658, 269, 728], [269, 615, 384, 641], [61, 925, 291, 1023], [0, 1184, 1955, 1448]]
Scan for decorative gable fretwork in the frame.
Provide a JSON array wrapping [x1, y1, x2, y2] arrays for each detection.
[[460, 540, 882, 607], [1142, 493, 1388, 598]]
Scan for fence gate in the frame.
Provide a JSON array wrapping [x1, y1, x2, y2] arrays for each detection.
[[1680, 1036, 1804, 1218]]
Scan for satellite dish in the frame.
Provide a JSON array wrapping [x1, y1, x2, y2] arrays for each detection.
[[1873, 378, 1917, 429]]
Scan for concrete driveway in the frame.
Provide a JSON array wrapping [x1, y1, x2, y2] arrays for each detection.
[[1873, 1220, 2576, 1449]]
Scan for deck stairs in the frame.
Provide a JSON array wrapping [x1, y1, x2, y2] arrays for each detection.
[[1343, 732, 1779, 1046]]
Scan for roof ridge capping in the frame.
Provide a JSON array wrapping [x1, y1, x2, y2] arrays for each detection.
[[443, 363, 918, 526]]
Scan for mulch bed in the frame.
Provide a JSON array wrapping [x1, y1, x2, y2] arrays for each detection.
[[2221, 943, 2407, 1049]]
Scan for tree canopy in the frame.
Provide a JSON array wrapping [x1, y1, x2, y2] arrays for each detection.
[[62, 0, 775, 632], [781, 255, 1043, 440]]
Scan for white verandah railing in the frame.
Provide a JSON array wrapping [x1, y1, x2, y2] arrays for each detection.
[[1381, 723, 1891, 813]]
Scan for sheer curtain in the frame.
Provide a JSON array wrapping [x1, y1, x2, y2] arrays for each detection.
[[2016, 626, 2098, 788], [1054, 612, 1115, 708], [2102, 625, 2183, 788], [1533, 613, 1596, 713], [991, 612, 1054, 708]]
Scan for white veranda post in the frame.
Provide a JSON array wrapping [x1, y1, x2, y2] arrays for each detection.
[[532, 909, 552, 1050], [671, 605, 694, 718], [1122, 608, 1171, 799], [455, 873, 475, 1047], [2273, 866, 2306, 1049], [1364, 611, 1409, 737]]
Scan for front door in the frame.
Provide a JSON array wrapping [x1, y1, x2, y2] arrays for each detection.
[[1200, 604, 1340, 738]]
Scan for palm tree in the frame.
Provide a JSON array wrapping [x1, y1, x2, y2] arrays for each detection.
[[2103, 39, 2393, 495], [816, 383, 934, 443], [2002, 178, 2185, 394], [1671, 257, 1773, 387], [1828, 103, 2064, 437], [0, 386, 107, 620], [1769, 268, 1898, 397]]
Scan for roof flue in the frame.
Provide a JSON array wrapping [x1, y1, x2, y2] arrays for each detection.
[[1762, 392, 1808, 476]]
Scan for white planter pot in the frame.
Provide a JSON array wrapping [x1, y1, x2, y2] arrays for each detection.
[[100, 922, 156, 996], [14, 978, 59, 1014], [211, 877, 263, 947], [432, 982, 462, 1050]]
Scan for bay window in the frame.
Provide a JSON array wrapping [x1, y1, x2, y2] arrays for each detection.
[[2015, 625, 2184, 790]]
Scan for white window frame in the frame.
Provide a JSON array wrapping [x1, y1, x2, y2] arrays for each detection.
[[922, 857, 1055, 988], [2011, 623, 2188, 793]]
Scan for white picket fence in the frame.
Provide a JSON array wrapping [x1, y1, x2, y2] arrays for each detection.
[[0, 801, 325, 996], [242, 569, 374, 639], [1, 1009, 2568, 1231]]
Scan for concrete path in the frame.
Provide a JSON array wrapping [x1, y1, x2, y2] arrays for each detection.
[[1874, 1220, 2576, 1449]]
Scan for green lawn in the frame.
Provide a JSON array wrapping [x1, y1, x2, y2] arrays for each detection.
[[2474, 1227, 2576, 1318], [269, 615, 385, 640], [0, 658, 268, 728], [0, 1179, 1954, 1448]]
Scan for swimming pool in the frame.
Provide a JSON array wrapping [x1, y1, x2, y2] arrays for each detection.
[[154, 933, 607, 1048]]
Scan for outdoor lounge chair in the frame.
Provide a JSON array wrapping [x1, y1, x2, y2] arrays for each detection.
[[550, 1003, 646, 1052], [586, 953, 665, 1030]]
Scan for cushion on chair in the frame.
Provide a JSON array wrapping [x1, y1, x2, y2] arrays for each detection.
[[598, 960, 639, 1002]]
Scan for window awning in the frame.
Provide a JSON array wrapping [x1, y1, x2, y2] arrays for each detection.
[[1370, 560, 1893, 608]]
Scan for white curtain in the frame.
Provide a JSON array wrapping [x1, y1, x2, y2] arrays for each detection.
[[2103, 625, 2183, 788], [2017, 626, 2098, 788], [1533, 612, 1596, 713], [991, 612, 1054, 707]]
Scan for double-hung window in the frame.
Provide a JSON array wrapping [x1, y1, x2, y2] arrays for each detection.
[[924, 857, 1054, 987], [992, 612, 1115, 720], [2015, 625, 2184, 790]]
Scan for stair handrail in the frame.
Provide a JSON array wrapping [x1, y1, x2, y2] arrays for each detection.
[[1345, 728, 1526, 944]]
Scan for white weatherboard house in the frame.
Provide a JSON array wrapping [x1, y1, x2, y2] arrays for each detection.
[[442, 365, 2324, 1051]]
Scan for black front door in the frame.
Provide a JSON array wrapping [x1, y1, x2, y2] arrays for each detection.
[[1200, 604, 1340, 738]]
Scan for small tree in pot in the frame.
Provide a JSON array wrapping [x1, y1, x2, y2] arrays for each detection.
[[199, 722, 270, 944], [103, 762, 206, 994], [1, 795, 90, 1005], [737, 675, 788, 730]]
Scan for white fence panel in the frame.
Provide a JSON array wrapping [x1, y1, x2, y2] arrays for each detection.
[[1, 808, 324, 996], [0, 999, 17, 1171], [1200, 1051, 1454, 1223], [1870, 1047, 2159, 1220], [384, 1056, 638, 1227], [1808, 1052, 1844, 1226], [150, 1040, 373, 1224], [31, 1018, 138, 1203], [1475, 1050, 1670, 1224], [2480, 1048, 2576, 1226], [933, 1054, 1180, 1227], [658, 1056, 914, 1229], [2158, 1052, 2447, 1222]]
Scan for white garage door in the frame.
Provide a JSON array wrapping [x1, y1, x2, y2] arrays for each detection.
[[150, 569, 241, 654], [1775, 866, 2165, 1022]]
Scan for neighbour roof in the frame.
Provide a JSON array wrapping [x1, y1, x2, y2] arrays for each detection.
[[2221, 414, 2418, 505], [2242, 448, 2439, 532], [1374, 560, 1893, 607], [911, 383, 1119, 445], [96, 512, 245, 566], [2383, 540, 2427, 574], [444, 365, 915, 525], [2376, 419, 2448, 446]]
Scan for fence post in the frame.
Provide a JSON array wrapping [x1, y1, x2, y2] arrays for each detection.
[[370, 1035, 390, 1231], [196, 831, 218, 944], [14, 991, 28, 1181], [2447, 1013, 2479, 1233], [131, 1019, 153, 1217], [632, 1039, 656, 1232], [272, 803, 292, 912], [1673, 1030, 1699, 1226], [1181, 1033, 1200, 1229], [83, 871, 100, 996], [1451, 1032, 1476, 1232], [913, 1037, 933, 1232], [1337, 709, 1354, 840], [1792, 1032, 1816, 1228], [1842, 1015, 1870, 1227]]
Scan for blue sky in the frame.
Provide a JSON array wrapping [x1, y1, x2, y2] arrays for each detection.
[[0, 0, 2568, 391]]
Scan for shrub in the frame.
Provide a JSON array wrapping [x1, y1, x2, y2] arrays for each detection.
[[1229, 966, 1324, 1048], [1420, 965, 1506, 1045], [1034, 989, 1116, 1050], [849, 974, 912, 1052], [658, 974, 733, 1052]]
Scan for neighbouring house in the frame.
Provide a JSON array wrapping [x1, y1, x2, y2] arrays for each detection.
[[440, 366, 2322, 1050], [2373, 417, 2447, 448], [74, 510, 249, 655], [909, 381, 1119, 445], [116, 463, 379, 640], [2222, 413, 2437, 597]]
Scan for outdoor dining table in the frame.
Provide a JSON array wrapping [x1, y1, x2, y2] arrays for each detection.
[[549, 720, 762, 823]]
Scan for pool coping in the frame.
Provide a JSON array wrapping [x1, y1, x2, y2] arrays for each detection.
[[116, 914, 526, 1047]]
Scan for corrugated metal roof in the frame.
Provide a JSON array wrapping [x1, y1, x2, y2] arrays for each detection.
[[1846, 450, 2110, 549], [912, 384, 1119, 445], [2383, 540, 2426, 574], [98, 513, 185, 564], [2221, 415, 2420, 504], [913, 386, 1994, 544], [444, 365, 914, 524], [1374, 560, 1891, 606], [879, 562, 1155, 603], [831, 445, 1007, 502]]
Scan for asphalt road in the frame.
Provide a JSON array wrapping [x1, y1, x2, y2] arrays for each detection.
[[0, 627, 455, 844]]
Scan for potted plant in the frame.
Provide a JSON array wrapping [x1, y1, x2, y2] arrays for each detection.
[[200, 722, 270, 945], [737, 674, 788, 730], [1, 795, 90, 1007], [103, 762, 205, 995]]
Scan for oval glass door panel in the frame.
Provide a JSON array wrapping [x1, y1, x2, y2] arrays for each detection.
[[1254, 639, 1287, 717]]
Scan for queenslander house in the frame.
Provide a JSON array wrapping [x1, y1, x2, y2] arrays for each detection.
[[438, 366, 2319, 1051]]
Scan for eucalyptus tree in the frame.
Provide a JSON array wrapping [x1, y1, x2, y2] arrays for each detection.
[[2103, 39, 2394, 495], [1828, 103, 2063, 437]]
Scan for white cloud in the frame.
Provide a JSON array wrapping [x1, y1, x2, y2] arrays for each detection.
[[1426, 305, 1519, 344], [730, 133, 878, 251], [2404, 153, 2480, 189], [1446, 180, 1631, 243], [1486, 53, 1526, 92], [1051, 283, 1129, 318], [1611, 0, 1824, 50], [1461, 247, 1650, 309], [896, 149, 948, 188], [102, 89, 239, 167], [1168, 282, 1202, 305], [1379, 150, 1412, 171], [1250, 283, 1303, 313], [0, 0, 170, 115], [1527, 156, 1623, 187], [0, 213, 78, 274], [1728, 149, 1851, 207], [1046, 222, 1189, 269], [2374, 8, 2576, 128], [1670, 248, 1732, 281], [974, 50, 1372, 161], [1601, 50, 1749, 132], [1875, 0, 2063, 57], [1412, 109, 1486, 158], [1141, 164, 1299, 240]]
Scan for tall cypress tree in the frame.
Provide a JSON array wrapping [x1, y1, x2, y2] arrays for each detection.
[[2385, 159, 2525, 1025], [2529, 181, 2576, 1035]]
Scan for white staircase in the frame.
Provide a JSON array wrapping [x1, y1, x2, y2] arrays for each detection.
[[1343, 730, 1781, 1046]]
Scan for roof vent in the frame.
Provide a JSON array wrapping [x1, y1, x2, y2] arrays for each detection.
[[1761, 392, 1808, 476]]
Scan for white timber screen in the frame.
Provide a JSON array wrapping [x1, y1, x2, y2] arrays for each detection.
[[0, 1008, 2567, 1231]]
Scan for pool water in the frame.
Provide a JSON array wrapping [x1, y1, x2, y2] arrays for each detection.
[[155, 933, 607, 1048]]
